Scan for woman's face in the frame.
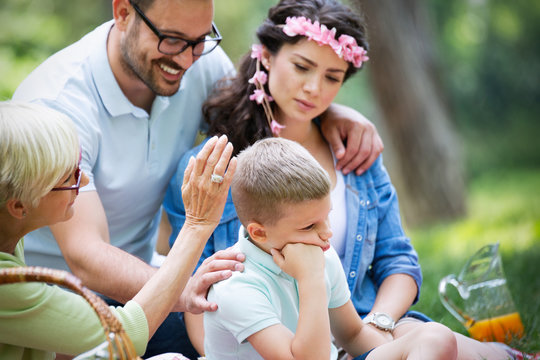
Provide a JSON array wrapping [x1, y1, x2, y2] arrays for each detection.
[[30, 166, 89, 226], [263, 39, 348, 124]]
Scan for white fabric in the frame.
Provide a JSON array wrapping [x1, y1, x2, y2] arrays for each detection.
[[329, 169, 347, 257]]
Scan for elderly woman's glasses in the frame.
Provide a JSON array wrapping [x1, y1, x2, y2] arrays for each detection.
[[129, 0, 222, 56], [51, 153, 82, 195]]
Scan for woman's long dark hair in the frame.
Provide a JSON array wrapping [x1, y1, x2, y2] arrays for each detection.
[[204, 0, 369, 155]]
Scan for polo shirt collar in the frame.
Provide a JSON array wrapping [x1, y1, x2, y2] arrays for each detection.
[[90, 20, 148, 118], [237, 226, 285, 277]]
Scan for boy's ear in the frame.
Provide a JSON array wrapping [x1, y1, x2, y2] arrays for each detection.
[[246, 222, 267, 244], [6, 199, 27, 220]]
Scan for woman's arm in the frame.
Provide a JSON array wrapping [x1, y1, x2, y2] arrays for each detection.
[[133, 135, 237, 336], [369, 157, 422, 307], [329, 300, 388, 357]]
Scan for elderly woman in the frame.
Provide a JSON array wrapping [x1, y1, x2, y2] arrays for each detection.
[[0, 101, 236, 359]]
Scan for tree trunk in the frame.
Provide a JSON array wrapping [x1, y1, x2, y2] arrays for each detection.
[[355, 0, 466, 226]]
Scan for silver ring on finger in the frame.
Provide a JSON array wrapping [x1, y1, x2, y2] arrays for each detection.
[[211, 173, 224, 184]]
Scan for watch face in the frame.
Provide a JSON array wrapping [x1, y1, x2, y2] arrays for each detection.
[[374, 313, 394, 329]]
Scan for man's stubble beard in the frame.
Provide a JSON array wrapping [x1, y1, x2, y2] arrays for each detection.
[[119, 22, 182, 97]]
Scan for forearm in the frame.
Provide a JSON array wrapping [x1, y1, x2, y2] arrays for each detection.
[[344, 323, 389, 357], [292, 277, 331, 360], [370, 273, 417, 320], [133, 224, 213, 337], [65, 241, 157, 303]]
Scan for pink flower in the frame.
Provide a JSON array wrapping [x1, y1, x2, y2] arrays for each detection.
[[270, 120, 286, 136], [349, 47, 369, 68], [251, 44, 263, 60], [283, 16, 309, 37], [249, 89, 267, 104], [305, 20, 322, 42], [338, 34, 357, 49], [248, 70, 268, 85], [316, 25, 337, 47]]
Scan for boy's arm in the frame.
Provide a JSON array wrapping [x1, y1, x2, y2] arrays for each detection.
[[248, 243, 331, 360], [329, 300, 389, 358]]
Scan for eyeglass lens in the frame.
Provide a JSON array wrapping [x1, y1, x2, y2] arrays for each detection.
[[159, 34, 220, 56]]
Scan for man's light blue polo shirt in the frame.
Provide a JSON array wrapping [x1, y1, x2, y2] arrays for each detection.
[[204, 230, 351, 360], [13, 20, 234, 270]]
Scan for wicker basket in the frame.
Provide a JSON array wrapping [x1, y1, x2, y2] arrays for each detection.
[[0, 266, 140, 360]]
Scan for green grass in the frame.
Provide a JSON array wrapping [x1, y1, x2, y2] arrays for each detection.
[[407, 168, 540, 352]]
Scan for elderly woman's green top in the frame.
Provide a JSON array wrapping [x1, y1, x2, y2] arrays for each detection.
[[0, 239, 149, 359]]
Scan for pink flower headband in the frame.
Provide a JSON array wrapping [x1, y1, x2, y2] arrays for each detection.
[[283, 16, 369, 68], [248, 16, 369, 136]]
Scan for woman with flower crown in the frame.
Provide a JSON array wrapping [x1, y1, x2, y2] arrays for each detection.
[[163, 0, 536, 359]]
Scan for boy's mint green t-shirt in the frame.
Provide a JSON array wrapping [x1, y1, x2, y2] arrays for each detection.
[[204, 230, 351, 360]]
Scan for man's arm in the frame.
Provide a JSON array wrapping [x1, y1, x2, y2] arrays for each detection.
[[320, 103, 384, 175], [50, 191, 156, 304]]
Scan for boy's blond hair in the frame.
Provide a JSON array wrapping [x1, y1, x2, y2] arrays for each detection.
[[0, 101, 80, 208], [231, 137, 331, 226]]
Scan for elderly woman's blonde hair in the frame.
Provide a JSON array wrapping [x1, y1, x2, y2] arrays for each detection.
[[0, 101, 80, 208], [231, 137, 331, 226]]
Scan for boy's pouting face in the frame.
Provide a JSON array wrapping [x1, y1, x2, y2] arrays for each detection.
[[247, 195, 333, 254]]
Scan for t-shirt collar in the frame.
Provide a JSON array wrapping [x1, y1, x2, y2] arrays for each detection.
[[90, 20, 158, 118]]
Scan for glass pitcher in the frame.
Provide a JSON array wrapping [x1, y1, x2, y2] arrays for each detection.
[[438, 242, 524, 343]]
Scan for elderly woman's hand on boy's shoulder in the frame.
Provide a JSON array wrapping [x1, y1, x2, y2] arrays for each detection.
[[177, 248, 245, 314]]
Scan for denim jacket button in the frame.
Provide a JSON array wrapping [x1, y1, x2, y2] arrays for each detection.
[[349, 271, 356, 278], [356, 235, 363, 241], [360, 200, 366, 207]]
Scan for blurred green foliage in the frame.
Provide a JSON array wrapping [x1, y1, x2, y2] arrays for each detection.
[[0, 0, 110, 99], [429, 0, 540, 178]]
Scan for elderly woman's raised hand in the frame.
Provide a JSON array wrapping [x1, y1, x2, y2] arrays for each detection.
[[181, 135, 236, 231]]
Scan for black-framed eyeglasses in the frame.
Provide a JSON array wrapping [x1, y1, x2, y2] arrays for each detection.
[[51, 154, 82, 195], [129, 0, 222, 56]]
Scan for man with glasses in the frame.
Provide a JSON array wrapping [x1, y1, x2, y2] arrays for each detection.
[[13, 0, 383, 357]]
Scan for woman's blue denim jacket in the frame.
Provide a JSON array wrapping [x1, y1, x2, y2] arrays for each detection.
[[163, 138, 423, 317]]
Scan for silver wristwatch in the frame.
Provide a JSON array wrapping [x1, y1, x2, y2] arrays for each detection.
[[363, 312, 395, 331]]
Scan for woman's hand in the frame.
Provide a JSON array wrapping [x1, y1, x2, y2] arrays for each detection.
[[181, 135, 237, 230], [180, 248, 245, 314], [320, 103, 384, 175]]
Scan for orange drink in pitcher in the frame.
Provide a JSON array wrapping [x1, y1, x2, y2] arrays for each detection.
[[439, 243, 525, 344], [467, 312, 524, 342]]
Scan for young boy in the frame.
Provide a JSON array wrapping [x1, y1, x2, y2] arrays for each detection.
[[203, 137, 458, 360]]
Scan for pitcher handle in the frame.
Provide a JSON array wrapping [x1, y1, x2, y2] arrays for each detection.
[[438, 274, 474, 327]]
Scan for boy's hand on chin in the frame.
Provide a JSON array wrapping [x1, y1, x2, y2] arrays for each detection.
[[271, 243, 325, 281]]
